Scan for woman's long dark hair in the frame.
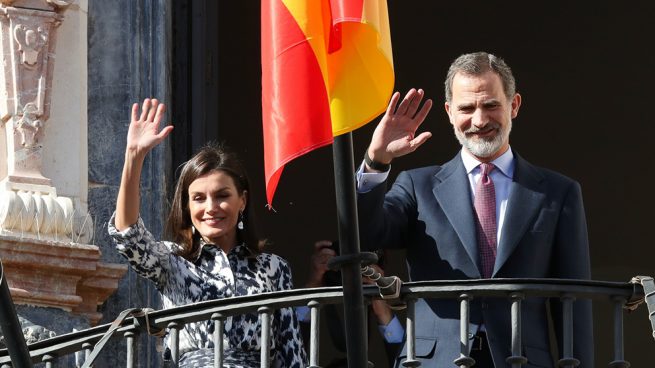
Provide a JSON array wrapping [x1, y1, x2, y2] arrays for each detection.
[[165, 143, 262, 259]]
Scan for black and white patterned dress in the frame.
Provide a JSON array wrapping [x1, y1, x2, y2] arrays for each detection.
[[108, 216, 307, 367]]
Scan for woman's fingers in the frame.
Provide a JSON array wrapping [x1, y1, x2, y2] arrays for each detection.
[[131, 103, 140, 122], [146, 99, 159, 122], [134, 98, 167, 125], [154, 103, 166, 125], [139, 99, 150, 122], [156, 125, 174, 142]]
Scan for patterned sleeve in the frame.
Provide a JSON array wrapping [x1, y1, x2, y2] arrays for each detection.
[[271, 256, 308, 368], [107, 213, 179, 288]]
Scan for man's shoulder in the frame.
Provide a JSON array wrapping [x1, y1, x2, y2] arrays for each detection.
[[516, 155, 581, 188], [400, 154, 461, 180], [404, 164, 443, 176], [398, 164, 448, 185]]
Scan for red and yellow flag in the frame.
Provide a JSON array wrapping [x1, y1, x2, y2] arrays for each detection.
[[261, 0, 394, 205]]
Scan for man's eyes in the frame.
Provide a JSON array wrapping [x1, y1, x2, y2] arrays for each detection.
[[459, 104, 499, 112]]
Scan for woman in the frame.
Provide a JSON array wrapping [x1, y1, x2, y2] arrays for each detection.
[[108, 98, 306, 367]]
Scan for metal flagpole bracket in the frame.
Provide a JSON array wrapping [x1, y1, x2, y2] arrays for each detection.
[[626, 275, 655, 340], [327, 252, 378, 271]]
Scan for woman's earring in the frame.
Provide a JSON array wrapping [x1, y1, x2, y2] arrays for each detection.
[[191, 226, 196, 235], [237, 211, 244, 230]]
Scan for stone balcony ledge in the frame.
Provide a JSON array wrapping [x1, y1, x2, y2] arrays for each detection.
[[0, 234, 127, 325]]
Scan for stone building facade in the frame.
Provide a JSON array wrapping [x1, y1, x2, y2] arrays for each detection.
[[0, 0, 171, 366], [1, 1, 654, 367]]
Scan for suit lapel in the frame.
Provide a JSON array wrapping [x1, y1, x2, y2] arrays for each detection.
[[432, 155, 480, 275], [493, 154, 546, 276]]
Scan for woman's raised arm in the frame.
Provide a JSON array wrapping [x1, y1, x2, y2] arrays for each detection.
[[114, 98, 173, 230]]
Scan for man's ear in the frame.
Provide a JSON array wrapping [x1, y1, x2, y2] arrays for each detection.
[[444, 101, 454, 124], [511, 93, 522, 119]]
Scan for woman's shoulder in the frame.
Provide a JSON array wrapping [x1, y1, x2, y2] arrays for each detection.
[[256, 251, 290, 267], [255, 252, 294, 289], [250, 251, 291, 276]]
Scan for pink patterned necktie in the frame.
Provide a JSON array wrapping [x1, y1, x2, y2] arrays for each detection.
[[475, 163, 497, 278]]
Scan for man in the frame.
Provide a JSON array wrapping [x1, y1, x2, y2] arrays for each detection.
[[356, 52, 593, 367], [297, 241, 403, 367]]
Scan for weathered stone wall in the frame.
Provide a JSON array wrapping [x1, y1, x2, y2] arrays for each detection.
[[86, 0, 172, 366]]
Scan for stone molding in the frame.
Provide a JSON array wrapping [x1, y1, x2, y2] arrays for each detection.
[[0, 188, 93, 243], [0, 235, 127, 325], [0, 0, 73, 12]]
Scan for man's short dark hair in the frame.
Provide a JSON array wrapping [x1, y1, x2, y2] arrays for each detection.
[[444, 51, 516, 103]]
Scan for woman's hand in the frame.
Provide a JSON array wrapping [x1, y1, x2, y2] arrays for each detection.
[[126, 98, 173, 157], [115, 98, 172, 231]]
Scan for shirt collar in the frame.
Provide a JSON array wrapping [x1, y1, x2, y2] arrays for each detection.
[[460, 147, 515, 179], [193, 238, 250, 261]]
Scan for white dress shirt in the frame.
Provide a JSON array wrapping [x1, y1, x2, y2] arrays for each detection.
[[460, 148, 515, 246]]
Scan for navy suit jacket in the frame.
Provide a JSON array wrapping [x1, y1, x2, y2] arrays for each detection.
[[357, 151, 593, 368]]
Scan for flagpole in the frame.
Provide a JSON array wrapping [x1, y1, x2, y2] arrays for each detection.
[[330, 132, 373, 368]]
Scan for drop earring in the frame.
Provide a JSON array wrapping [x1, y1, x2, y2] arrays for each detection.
[[237, 211, 244, 230], [191, 226, 196, 235]]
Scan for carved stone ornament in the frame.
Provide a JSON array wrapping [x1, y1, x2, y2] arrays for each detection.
[[13, 24, 48, 67], [0, 6, 62, 183], [15, 102, 42, 147], [0, 1, 93, 243]]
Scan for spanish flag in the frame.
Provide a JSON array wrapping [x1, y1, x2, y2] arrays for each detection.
[[261, 0, 394, 205]]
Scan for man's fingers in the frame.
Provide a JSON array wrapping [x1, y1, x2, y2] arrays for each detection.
[[313, 240, 333, 250], [405, 89, 425, 118], [413, 98, 433, 125], [409, 132, 432, 150], [394, 89, 417, 116], [318, 248, 336, 258], [384, 91, 401, 118]]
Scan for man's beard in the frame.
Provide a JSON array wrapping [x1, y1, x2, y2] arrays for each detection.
[[454, 120, 512, 158]]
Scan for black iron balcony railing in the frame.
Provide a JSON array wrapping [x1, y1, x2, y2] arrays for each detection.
[[0, 277, 652, 368]]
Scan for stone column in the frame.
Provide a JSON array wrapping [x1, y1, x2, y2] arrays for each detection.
[[0, 0, 91, 242], [0, 0, 126, 326]]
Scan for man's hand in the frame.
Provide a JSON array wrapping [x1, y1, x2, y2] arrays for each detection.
[[305, 240, 336, 288], [366, 88, 433, 170]]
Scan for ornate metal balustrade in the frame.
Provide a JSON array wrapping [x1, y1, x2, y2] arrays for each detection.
[[0, 278, 652, 367]]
